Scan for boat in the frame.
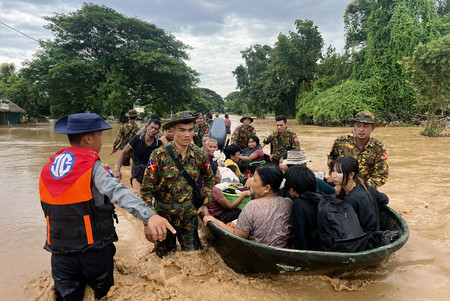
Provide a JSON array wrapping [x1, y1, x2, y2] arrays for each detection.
[[204, 206, 409, 275]]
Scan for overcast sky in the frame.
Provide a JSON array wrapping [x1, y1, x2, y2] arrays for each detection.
[[0, 0, 350, 98]]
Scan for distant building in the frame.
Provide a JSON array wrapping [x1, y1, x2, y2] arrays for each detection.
[[0, 99, 26, 125]]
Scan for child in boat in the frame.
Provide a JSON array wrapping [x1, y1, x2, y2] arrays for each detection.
[[329, 156, 389, 234], [203, 165, 292, 248], [209, 164, 251, 224]]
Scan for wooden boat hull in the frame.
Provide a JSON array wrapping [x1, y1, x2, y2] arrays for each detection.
[[206, 206, 409, 274]]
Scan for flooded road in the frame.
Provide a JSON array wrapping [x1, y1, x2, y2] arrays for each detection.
[[0, 115, 449, 300]]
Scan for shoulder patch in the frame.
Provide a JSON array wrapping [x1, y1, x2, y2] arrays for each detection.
[[100, 161, 115, 178], [293, 135, 299, 142], [147, 160, 157, 173], [382, 151, 387, 161], [205, 162, 211, 170]]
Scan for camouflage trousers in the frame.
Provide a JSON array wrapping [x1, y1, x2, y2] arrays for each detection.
[[154, 202, 201, 257]]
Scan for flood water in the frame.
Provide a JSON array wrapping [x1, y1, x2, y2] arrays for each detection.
[[0, 115, 449, 301]]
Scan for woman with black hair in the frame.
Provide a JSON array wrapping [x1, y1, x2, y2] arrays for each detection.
[[329, 156, 389, 233], [239, 135, 264, 162], [203, 165, 292, 247], [224, 144, 241, 176]]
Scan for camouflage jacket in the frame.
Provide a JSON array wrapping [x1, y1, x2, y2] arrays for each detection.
[[112, 121, 140, 150], [264, 129, 300, 160], [140, 143, 214, 208], [193, 122, 210, 146], [327, 135, 389, 188], [231, 125, 256, 150]]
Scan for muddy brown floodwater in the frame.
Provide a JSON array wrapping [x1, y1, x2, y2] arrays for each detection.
[[0, 115, 448, 301]]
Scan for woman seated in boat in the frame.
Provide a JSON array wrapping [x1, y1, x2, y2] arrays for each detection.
[[203, 165, 293, 248], [329, 156, 389, 234], [224, 144, 241, 176], [239, 135, 264, 162], [209, 164, 251, 224]]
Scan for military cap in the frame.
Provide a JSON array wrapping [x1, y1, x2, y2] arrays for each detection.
[[54, 113, 112, 134], [349, 111, 376, 124], [240, 116, 254, 123], [125, 109, 138, 118], [163, 111, 196, 129]]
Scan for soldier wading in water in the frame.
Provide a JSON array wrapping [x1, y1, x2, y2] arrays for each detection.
[[141, 111, 214, 257]]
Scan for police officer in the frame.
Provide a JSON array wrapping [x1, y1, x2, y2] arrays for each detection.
[[261, 115, 300, 164], [39, 113, 175, 300], [231, 116, 256, 150], [112, 109, 140, 166], [327, 111, 388, 188], [140, 111, 214, 257]]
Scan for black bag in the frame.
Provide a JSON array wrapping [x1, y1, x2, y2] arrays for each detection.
[[317, 194, 368, 252], [165, 145, 205, 209]]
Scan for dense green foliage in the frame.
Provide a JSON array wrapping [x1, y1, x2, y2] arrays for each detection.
[[402, 34, 450, 136], [227, 0, 449, 127], [0, 3, 224, 121], [228, 20, 323, 118]]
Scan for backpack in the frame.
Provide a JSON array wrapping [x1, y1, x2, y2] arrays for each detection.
[[317, 194, 368, 253]]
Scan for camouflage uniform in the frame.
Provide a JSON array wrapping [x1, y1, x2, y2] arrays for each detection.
[[193, 122, 210, 146], [327, 135, 388, 188], [113, 120, 139, 165], [140, 143, 214, 257], [263, 129, 300, 161], [231, 125, 256, 150]]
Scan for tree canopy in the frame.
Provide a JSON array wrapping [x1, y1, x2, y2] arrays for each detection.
[[19, 3, 203, 120]]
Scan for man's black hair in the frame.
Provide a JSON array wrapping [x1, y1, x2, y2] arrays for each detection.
[[67, 131, 98, 146], [255, 165, 283, 193], [284, 165, 316, 195], [275, 115, 287, 123], [147, 118, 161, 128]]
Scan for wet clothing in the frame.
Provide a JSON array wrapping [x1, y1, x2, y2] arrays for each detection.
[[328, 135, 389, 188], [52, 243, 116, 301], [231, 125, 256, 150], [209, 186, 241, 224], [40, 146, 155, 299], [263, 130, 300, 161], [141, 143, 214, 256], [337, 183, 388, 234], [128, 134, 162, 183], [236, 196, 293, 247], [193, 122, 210, 146]]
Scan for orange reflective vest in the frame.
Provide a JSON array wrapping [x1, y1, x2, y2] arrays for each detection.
[[40, 147, 117, 254]]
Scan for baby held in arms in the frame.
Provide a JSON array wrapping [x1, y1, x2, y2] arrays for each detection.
[[203, 165, 293, 248]]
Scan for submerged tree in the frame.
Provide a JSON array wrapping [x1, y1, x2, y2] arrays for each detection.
[[22, 3, 198, 118], [402, 35, 450, 136]]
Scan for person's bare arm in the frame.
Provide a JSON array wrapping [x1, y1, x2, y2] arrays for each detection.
[[115, 144, 132, 181]]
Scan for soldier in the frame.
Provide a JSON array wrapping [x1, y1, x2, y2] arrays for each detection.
[[140, 111, 214, 257], [231, 116, 256, 150], [261, 115, 300, 164], [111, 109, 140, 166], [193, 113, 210, 147], [115, 118, 162, 193], [40, 113, 174, 300], [327, 111, 388, 188]]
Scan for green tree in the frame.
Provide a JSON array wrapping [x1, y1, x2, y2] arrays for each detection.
[[232, 44, 272, 117], [22, 3, 198, 118], [344, 0, 443, 121], [268, 19, 323, 117], [402, 34, 450, 136]]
